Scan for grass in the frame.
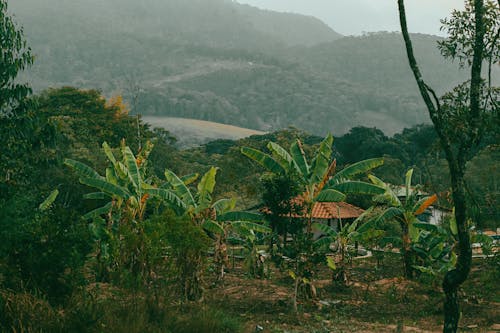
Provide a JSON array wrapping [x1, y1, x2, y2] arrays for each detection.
[[142, 116, 265, 148]]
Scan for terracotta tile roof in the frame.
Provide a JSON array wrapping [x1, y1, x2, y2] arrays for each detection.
[[263, 196, 365, 220], [309, 201, 364, 219]]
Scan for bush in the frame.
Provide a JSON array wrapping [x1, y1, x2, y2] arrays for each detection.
[[161, 213, 211, 301], [0, 200, 91, 304]]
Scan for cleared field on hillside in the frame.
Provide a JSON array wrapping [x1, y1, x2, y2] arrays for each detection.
[[142, 116, 265, 147]]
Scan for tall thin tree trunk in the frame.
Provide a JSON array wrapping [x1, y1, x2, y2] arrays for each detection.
[[397, 1, 485, 331], [443, 169, 472, 332]]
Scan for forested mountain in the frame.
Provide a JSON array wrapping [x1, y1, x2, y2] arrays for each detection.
[[9, 0, 484, 134]]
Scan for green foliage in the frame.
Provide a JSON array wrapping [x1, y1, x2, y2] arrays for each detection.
[[370, 169, 439, 278], [162, 213, 211, 301], [438, 0, 499, 67], [412, 222, 457, 281], [0, 0, 33, 114], [0, 198, 92, 304], [314, 211, 382, 285]]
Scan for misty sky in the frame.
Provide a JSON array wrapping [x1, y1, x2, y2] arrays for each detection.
[[235, 0, 465, 36]]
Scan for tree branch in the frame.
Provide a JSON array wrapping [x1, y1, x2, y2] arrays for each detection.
[[397, 0, 453, 158], [424, 83, 442, 117], [397, 1, 438, 120]]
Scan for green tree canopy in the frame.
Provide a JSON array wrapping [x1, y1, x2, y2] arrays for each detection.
[[0, 0, 33, 114]]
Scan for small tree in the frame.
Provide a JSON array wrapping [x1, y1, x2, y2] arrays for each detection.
[[397, 0, 498, 331]]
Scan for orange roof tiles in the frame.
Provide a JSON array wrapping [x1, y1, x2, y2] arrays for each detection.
[[263, 196, 365, 220], [309, 201, 364, 219]]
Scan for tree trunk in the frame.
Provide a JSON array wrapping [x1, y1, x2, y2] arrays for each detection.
[[443, 170, 472, 333]]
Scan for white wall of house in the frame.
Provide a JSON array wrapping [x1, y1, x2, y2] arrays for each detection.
[[427, 206, 450, 225]]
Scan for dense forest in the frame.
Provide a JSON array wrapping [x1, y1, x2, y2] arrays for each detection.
[[1, 0, 499, 332]]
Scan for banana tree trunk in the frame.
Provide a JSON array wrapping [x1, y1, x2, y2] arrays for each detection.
[[401, 222, 414, 279], [183, 252, 204, 302], [332, 241, 348, 285], [214, 234, 229, 282], [292, 274, 299, 313]]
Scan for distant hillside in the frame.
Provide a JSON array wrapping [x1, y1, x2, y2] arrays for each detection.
[[289, 32, 470, 96], [234, 4, 342, 46], [10, 0, 340, 50], [10, 0, 487, 135]]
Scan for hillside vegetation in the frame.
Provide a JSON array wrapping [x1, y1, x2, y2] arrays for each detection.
[[9, 0, 486, 135], [2, 87, 498, 332]]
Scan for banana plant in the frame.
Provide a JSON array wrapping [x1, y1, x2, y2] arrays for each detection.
[[162, 166, 218, 222], [161, 166, 270, 290], [369, 169, 438, 279], [242, 134, 384, 311], [242, 134, 385, 231], [64, 141, 185, 283], [203, 206, 271, 281], [411, 221, 457, 280], [65, 141, 185, 223], [313, 208, 382, 285]]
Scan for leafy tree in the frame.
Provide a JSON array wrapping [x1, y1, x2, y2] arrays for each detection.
[[0, 0, 33, 114], [0, 189, 91, 304], [160, 167, 230, 299], [397, 0, 498, 330], [335, 127, 400, 165], [161, 166, 269, 292]]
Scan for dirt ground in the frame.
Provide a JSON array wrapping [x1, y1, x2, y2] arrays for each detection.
[[205, 254, 500, 333]]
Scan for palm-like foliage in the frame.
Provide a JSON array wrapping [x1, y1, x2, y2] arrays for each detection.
[[242, 135, 384, 311], [242, 134, 385, 228], [313, 209, 380, 285], [161, 166, 269, 285], [65, 141, 184, 222], [205, 208, 271, 280], [369, 169, 438, 278], [64, 141, 187, 285]]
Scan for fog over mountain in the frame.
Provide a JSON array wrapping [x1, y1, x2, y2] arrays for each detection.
[[235, 0, 465, 36], [9, 0, 484, 135]]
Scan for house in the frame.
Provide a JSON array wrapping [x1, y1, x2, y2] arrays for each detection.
[[262, 197, 365, 235], [392, 185, 450, 225]]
